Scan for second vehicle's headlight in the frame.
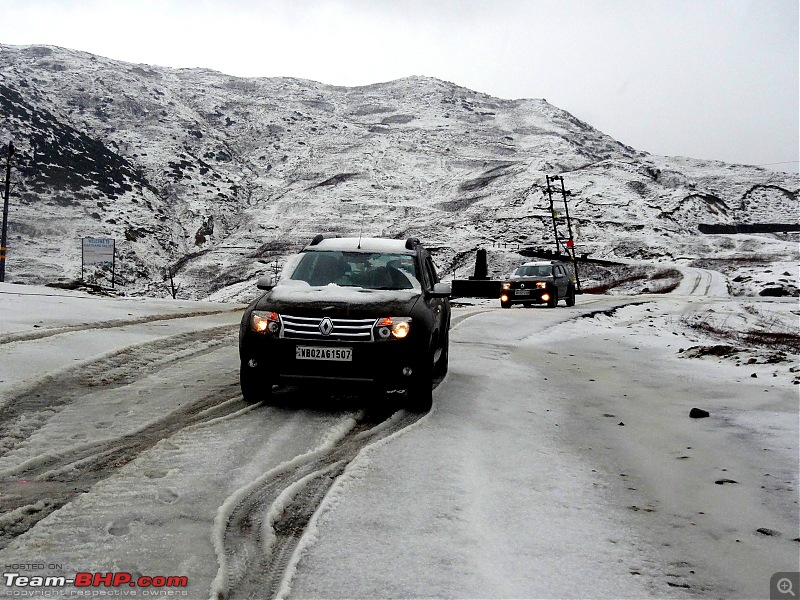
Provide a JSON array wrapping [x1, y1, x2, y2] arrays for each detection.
[[251, 311, 281, 335], [536, 281, 547, 289], [374, 317, 412, 340], [502, 282, 511, 290]]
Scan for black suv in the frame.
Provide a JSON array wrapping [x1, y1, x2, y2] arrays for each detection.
[[500, 260, 576, 308], [239, 234, 451, 411]]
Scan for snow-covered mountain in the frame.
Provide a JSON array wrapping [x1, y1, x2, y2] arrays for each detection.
[[0, 44, 797, 300]]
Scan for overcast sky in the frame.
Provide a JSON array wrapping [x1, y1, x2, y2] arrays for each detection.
[[2, 0, 798, 173]]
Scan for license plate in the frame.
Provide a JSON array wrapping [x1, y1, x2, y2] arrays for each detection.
[[295, 346, 353, 361], [515, 289, 531, 296]]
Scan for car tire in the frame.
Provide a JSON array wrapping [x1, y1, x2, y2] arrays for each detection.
[[433, 329, 449, 378], [566, 286, 576, 307], [240, 360, 271, 405], [547, 290, 558, 308], [408, 351, 434, 412]]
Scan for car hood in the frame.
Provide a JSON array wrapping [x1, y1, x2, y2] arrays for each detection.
[[254, 282, 421, 317]]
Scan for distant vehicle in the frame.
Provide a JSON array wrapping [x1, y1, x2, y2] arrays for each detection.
[[238, 234, 451, 411], [500, 260, 576, 308]]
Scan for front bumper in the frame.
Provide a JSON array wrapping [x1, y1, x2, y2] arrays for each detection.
[[501, 287, 552, 304], [240, 334, 423, 390]]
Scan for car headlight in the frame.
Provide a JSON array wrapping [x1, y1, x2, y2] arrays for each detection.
[[251, 311, 281, 335], [374, 317, 411, 340], [536, 282, 547, 289], [502, 282, 511, 290]]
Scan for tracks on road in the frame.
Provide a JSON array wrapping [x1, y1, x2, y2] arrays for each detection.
[[0, 308, 239, 346], [0, 325, 236, 455], [0, 324, 244, 549], [212, 408, 425, 600]]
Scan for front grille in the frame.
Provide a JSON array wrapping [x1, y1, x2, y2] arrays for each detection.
[[280, 315, 375, 341]]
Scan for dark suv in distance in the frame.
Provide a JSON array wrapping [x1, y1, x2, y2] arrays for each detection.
[[239, 234, 451, 411], [500, 260, 576, 308]]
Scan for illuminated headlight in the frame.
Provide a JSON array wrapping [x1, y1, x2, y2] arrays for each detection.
[[251, 311, 281, 335], [502, 282, 511, 290], [541, 293, 550, 302], [500, 294, 509, 302], [374, 317, 412, 340], [536, 281, 547, 289]]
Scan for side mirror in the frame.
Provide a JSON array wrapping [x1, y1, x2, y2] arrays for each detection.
[[256, 275, 276, 290], [430, 282, 451, 298]]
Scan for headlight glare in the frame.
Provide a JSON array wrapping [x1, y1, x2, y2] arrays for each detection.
[[374, 317, 411, 340], [251, 311, 280, 335], [536, 281, 547, 289], [502, 282, 511, 290], [392, 321, 410, 339]]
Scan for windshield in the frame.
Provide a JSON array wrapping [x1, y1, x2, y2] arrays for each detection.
[[287, 251, 421, 290], [513, 265, 554, 278]]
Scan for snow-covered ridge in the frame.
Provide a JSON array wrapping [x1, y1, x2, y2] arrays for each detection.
[[0, 43, 797, 300]]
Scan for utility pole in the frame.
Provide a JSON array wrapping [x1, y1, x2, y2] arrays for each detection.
[[545, 175, 560, 253], [545, 174, 582, 293], [1, 141, 15, 283]]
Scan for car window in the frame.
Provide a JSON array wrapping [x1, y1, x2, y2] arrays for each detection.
[[287, 251, 421, 290], [424, 257, 439, 289], [514, 265, 553, 277]]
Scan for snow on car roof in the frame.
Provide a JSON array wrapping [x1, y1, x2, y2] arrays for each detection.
[[307, 237, 416, 254], [520, 261, 557, 266]]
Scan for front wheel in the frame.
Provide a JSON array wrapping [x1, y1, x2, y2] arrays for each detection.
[[565, 286, 576, 307], [546, 290, 558, 308], [240, 360, 272, 405], [433, 330, 449, 378], [407, 352, 434, 412]]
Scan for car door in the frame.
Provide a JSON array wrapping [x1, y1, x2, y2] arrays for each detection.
[[420, 254, 447, 343], [554, 265, 568, 297]]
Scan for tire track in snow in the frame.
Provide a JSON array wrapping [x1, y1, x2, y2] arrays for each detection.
[[0, 308, 239, 346], [0, 324, 243, 546], [211, 408, 425, 600], [0, 325, 236, 454], [0, 386, 248, 549]]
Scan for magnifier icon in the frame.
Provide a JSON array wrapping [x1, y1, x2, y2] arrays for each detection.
[[778, 578, 796, 597]]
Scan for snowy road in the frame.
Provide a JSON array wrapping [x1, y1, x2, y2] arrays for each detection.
[[0, 283, 797, 599]]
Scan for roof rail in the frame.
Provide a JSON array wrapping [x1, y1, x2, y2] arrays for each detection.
[[309, 233, 339, 246], [405, 237, 421, 250]]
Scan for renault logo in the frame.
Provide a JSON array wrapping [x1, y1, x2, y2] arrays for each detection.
[[520, 283, 525, 289], [319, 317, 334, 336]]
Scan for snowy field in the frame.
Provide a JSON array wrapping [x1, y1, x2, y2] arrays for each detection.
[[0, 279, 797, 599]]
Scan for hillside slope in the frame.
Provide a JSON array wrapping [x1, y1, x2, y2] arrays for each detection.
[[0, 44, 796, 299]]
